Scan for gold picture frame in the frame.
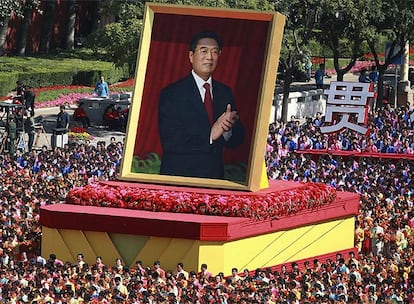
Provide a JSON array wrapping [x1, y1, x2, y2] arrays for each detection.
[[120, 3, 285, 192]]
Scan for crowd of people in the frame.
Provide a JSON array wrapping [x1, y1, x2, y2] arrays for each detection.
[[266, 104, 414, 155], [0, 102, 413, 303], [0, 140, 124, 301], [103, 104, 128, 132]]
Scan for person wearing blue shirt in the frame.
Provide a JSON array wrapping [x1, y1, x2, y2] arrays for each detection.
[[94, 76, 109, 97], [313, 112, 323, 127], [285, 134, 297, 152], [56, 105, 69, 129], [358, 69, 371, 83], [369, 66, 379, 83], [315, 63, 325, 89]]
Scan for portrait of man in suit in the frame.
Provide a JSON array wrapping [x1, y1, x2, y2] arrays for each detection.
[[120, 4, 285, 191], [158, 30, 245, 179]]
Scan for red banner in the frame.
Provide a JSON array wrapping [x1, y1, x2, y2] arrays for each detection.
[[296, 149, 414, 160]]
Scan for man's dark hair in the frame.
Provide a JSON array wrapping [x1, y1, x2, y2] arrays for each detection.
[[189, 30, 223, 52]]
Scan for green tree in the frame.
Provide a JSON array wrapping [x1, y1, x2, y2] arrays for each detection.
[[16, 4, 32, 55], [361, 0, 414, 108], [86, 0, 143, 75], [273, 0, 321, 122], [63, 0, 76, 51], [39, 0, 56, 54], [0, 0, 25, 54], [87, 0, 274, 76], [11, 0, 41, 55], [315, 0, 368, 81]]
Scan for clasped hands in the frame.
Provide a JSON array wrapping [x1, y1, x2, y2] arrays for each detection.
[[211, 104, 239, 142]]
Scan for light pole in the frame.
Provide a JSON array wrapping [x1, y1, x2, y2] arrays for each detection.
[[398, 42, 413, 106]]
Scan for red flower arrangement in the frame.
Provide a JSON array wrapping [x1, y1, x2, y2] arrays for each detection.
[[33, 84, 91, 95], [66, 182, 337, 220], [111, 78, 135, 88], [70, 127, 87, 133]]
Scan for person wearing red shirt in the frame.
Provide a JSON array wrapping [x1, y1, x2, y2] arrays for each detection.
[[103, 104, 123, 131], [73, 102, 91, 128]]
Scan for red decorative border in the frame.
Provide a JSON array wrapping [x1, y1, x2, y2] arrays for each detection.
[[296, 149, 414, 160], [42, 191, 358, 241], [66, 180, 337, 220]]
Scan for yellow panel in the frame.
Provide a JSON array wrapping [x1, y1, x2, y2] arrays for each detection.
[[284, 217, 355, 262], [109, 233, 149, 267], [223, 228, 289, 274], [259, 161, 269, 189], [198, 242, 225, 276], [83, 231, 122, 267], [219, 217, 354, 275], [135, 237, 174, 269], [41, 227, 74, 262], [181, 241, 201, 273], [42, 217, 354, 276], [58, 229, 98, 263], [158, 238, 199, 273]]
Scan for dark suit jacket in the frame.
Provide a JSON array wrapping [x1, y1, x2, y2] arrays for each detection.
[[158, 74, 245, 179]]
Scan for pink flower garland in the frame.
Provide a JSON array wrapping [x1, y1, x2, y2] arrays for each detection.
[[35, 92, 93, 109], [66, 182, 337, 220]]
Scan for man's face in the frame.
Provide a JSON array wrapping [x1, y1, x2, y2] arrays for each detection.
[[189, 38, 220, 81]]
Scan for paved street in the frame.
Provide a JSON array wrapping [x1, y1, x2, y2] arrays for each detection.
[[278, 72, 360, 93], [32, 105, 126, 149], [31, 73, 362, 150]]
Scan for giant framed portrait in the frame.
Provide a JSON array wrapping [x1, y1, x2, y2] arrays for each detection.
[[120, 3, 285, 192]]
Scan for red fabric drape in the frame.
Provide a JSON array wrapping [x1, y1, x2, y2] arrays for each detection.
[[134, 13, 269, 165], [296, 149, 414, 160]]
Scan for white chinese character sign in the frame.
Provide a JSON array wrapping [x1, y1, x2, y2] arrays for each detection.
[[320, 82, 375, 135]]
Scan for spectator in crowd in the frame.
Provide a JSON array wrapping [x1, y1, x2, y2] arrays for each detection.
[[409, 67, 414, 88], [115, 106, 128, 132], [13, 80, 24, 103], [315, 63, 326, 89], [103, 104, 123, 131], [358, 68, 371, 83], [197, 263, 213, 281], [94, 76, 109, 97], [0, 101, 413, 303], [175, 262, 189, 280], [23, 110, 35, 151], [303, 53, 312, 82], [23, 86, 36, 116], [369, 65, 379, 84], [313, 112, 323, 127], [4, 113, 14, 151], [73, 102, 91, 128], [56, 105, 70, 129]]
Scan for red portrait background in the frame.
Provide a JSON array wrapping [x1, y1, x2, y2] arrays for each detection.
[[133, 12, 269, 166]]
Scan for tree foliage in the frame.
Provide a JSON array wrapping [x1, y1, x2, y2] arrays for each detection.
[[86, 0, 274, 76], [272, 0, 321, 121], [360, 0, 414, 107], [0, 0, 41, 55], [272, 0, 414, 119], [0, 0, 24, 26], [313, 0, 368, 81], [86, 1, 143, 75], [0, 0, 41, 23]]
